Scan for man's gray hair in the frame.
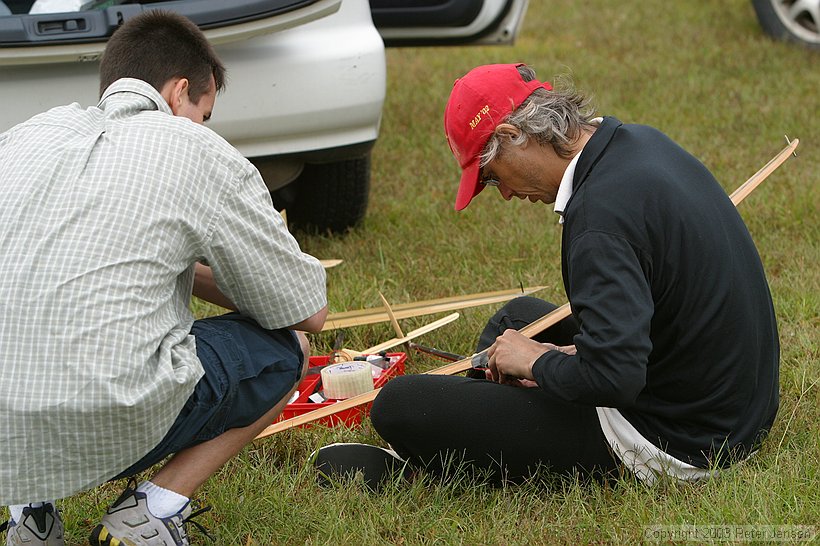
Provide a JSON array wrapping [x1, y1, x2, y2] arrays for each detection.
[[480, 65, 597, 166]]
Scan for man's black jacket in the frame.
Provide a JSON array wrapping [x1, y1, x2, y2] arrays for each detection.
[[532, 117, 780, 467]]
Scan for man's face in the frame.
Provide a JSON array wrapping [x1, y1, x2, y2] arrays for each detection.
[[175, 75, 216, 124], [481, 139, 564, 205]]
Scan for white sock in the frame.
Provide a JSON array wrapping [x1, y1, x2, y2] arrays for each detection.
[[136, 481, 189, 519], [8, 501, 55, 523]]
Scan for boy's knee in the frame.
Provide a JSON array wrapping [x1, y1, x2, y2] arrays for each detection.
[[294, 331, 311, 381]]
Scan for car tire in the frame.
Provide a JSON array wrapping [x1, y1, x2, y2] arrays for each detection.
[[751, 0, 820, 49], [272, 154, 371, 234]]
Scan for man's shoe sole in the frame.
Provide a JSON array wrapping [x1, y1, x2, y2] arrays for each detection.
[[312, 442, 409, 490]]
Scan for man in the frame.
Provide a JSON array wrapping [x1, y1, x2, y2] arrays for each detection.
[[315, 63, 779, 489], [0, 11, 327, 546]]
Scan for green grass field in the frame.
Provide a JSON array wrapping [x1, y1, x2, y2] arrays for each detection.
[[44, 0, 820, 544]]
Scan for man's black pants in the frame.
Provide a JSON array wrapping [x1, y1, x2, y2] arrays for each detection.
[[370, 296, 620, 485]]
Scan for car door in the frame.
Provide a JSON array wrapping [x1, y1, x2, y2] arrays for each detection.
[[372, 0, 529, 46]]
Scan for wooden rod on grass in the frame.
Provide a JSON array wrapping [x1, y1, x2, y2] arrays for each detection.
[[729, 137, 798, 205], [255, 138, 800, 440], [322, 286, 546, 331]]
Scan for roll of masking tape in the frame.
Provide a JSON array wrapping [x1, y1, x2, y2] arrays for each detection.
[[320, 361, 374, 399]]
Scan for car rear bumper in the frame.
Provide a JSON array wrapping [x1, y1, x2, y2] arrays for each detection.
[[210, 0, 386, 159], [0, 0, 386, 160]]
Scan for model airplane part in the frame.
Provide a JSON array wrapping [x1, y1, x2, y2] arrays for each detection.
[[379, 292, 406, 338], [325, 312, 461, 364], [424, 303, 572, 377], [322, 286, 547, 331], [362, 312, 460, 354], [728, 136, 798, 205], [254, 139, 799, 440]]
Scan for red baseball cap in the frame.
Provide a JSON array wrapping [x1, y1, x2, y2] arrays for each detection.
[[444, 63, 552, 210]]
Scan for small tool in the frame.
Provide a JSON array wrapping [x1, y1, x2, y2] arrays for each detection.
[[408, 341, 462, 362], [408, 342, 488, 371]]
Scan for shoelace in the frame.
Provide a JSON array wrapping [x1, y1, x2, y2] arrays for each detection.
[[113, 478, 213, 541], [183, 505, 213, 541]]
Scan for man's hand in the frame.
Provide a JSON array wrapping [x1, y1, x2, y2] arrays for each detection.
[[486, 329, 575, 385]]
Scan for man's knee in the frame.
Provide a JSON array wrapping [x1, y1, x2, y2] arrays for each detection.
[[495, 296, 557, 324], [370, 376, 421, 438], [370, 378, 405, 432]]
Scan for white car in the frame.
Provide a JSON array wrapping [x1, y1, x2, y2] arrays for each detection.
[[0, 0, 530, 232]]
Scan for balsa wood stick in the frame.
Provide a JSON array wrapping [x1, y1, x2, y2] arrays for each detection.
[[328, 313, 461, 363], [363, 313, 460, 354], [255, 139, 799, 440], [729, 137, 798, 205], [379, 292, 406, 338], [322, 286, 546, 331]]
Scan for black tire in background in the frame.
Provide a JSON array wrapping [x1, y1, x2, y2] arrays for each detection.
[[271, 154, 371, 234], [752, 0, 820, 50]]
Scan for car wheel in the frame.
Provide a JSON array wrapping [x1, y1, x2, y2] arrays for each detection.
[[271, 154, 371, 234], [752, 0, 820, 49]]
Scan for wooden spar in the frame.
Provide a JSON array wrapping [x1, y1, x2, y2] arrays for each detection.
[[327, 312, 461, 363], [322, 286, 547, 331], [378, 292, 406, 338], [363, 312, 460, 354], [728, 138, 798, 205], [256, 387, 382, 439], [424, 304, 572, 376], [254, 139, 799, 440]]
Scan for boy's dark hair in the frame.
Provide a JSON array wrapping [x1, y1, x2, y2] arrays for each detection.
[[99, 10, 226, 102]]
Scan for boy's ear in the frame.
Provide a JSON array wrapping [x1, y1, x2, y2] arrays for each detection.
[[159, 77, 190, 115]]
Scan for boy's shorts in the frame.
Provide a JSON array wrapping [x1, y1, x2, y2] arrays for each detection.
[[115, 313, 303, 478]]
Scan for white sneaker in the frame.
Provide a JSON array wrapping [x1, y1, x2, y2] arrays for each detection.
[[88, 480, 210, 546], [1, 503, 64, 546]]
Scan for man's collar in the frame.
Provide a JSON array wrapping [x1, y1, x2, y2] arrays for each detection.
[[98, 78, 173, 115], [572, 116, 622, 191], [553, 117, 604, 223], [553, 153, 581, 223]]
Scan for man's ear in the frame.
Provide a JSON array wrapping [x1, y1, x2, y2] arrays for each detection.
[[159, 77, 190, 116], [494, 123, 521, 140]]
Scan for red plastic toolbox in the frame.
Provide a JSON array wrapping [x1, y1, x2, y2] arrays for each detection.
[[276, 352, 406, 428]]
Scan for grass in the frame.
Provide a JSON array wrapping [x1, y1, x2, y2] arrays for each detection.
[[25, 0, 820, 544]]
